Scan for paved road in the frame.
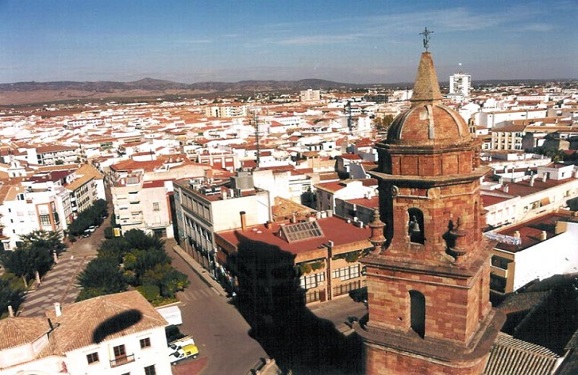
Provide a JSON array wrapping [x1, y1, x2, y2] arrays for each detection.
[[166, 239, 274, 375], [167, 239, 368, 375]]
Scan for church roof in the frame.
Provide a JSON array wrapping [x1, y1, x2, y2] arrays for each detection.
[[410, 52, 443, 106], [484, 332, 560, 375], [385, 52, 471, 147]]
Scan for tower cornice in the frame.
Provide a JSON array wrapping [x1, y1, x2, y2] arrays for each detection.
[[369, 166, 490, 189]]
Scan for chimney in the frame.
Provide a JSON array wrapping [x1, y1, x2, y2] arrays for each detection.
[[240, 211, 246, 231], [54, 302, 62, 317], [7, 305, 14, 318], [503, 184, 509, 193]]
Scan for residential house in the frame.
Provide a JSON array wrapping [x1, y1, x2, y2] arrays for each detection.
[[0, 291, 171, 375]]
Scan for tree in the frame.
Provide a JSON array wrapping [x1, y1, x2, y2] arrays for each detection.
[[0, 278, 25, 317], [77, 257, 127, 297], [124, 248, 171, 284], [124, 229, 165, 251], [141, 263, 189, 298], [98, 237, 131, 262], [20, 230, 67, 256], [67, 199, 109, 236], [1, 245, 53, 288]]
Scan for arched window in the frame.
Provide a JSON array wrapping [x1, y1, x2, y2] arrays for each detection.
[[409, 290, 426, 338], [407, 208, 425, 244]]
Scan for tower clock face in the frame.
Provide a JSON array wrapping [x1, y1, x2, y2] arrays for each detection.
[[390, 185, 399, 197]]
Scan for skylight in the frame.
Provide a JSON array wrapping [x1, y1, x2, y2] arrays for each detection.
[[280, 221, 324, 243]]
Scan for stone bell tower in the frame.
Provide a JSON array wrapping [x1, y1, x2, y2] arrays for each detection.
[[356, 31, 504, 375]]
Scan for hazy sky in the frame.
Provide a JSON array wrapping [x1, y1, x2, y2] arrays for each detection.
[[0, 0, 576, 84]]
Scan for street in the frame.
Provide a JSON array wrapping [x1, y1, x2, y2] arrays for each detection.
[[167, 239, 368, 375], [166, 239, 271, 374]]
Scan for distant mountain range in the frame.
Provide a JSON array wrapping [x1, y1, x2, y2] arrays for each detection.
[[0, 78, 371, 106], [0, 77, 570, 107]]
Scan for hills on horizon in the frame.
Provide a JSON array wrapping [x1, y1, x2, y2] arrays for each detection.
[[0, 77, 571, 107]]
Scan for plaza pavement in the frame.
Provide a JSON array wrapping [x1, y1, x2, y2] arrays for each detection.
[[17, 236, 98, 317]]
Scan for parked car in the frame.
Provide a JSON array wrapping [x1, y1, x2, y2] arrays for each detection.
[[167, 336, 199, 364], [168, 335, 196, 350]]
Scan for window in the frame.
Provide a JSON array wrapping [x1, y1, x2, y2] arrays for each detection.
[[113, 344, 126, 359], [144, 365, 156, 375], [86, 352, 99, 364], [152, 202, 160, 211], [491, 256, 511, 270], [409, 290, 426, 338], [332, 265, 360, 281], [39, 214, 51, 226], [300, 272, 325, 289], [140, 337, 151, 349]]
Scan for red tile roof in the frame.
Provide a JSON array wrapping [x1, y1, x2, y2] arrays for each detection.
[[217, 216, 371, 256]]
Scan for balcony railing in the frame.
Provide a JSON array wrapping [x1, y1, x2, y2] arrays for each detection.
[[110, 353, 135, 368]]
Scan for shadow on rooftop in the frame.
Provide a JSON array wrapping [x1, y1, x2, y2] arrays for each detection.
[[92, 309, 143, 344]]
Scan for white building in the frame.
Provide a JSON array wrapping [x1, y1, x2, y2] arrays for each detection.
[[315, 179, 377, 217], [0, 291, 172, 375], [482, 163, 578, 228], [488, 214, 578, 294], [109, 157, 210, 238], [173, 171, 271, 274], [449, 72, 471, 99], [64, 164, 106, 217], [300, 89, 321, 102]]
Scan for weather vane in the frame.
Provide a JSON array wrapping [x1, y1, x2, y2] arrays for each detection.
[[419, 27, 433, 51]]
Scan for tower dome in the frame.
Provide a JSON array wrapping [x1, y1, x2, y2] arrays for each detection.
[[386, 52, 471, 147]]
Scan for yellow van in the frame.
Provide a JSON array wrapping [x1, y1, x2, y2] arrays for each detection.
[[168, 343, 199, 364]]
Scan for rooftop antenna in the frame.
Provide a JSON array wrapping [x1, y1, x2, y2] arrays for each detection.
[[253, 111, 260, 169], [345, 100, 354, 135], [419, 27, 434, 52]]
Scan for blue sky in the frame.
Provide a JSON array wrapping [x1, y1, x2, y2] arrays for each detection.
[[0, 0, 576, 84]]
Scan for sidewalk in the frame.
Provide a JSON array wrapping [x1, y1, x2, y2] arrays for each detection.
[[170, 242, 228, 297]]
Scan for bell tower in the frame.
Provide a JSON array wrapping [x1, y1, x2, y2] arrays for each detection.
[[356, 30, 504, 375]]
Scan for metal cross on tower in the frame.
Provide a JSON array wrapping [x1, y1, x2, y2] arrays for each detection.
[[419, 27, 433, 51]]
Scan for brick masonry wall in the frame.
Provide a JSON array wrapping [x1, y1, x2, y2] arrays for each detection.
[[364, 344, 489, 375], [366, 263, 488, 344]]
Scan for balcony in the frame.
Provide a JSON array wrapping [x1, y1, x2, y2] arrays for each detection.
[[146, 221, 170, 229], [110, 353, 135, 368]]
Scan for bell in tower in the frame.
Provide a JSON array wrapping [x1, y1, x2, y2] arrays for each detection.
[[355, 29, 504, 375]]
